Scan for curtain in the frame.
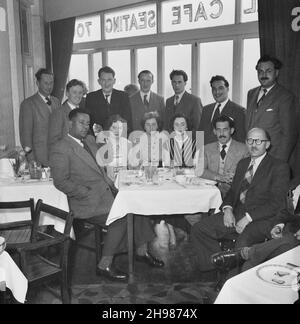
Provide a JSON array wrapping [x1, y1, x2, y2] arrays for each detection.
[[258, 0, 300, 176], [50, 17, 76, 102]]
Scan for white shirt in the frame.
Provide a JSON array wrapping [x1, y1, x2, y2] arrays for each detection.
[[38, 92, 51, 105], [67, 101, 78, 110], [218, 139, 232, 156], [68, 134, 83, 147], [257, 84, 276, 103], [102, 91, 112, 104], [174, 91, 185, 105], [140, 91, 151, 103], [211, 99, 230, 121]]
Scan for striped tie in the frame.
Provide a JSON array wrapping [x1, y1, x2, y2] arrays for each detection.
[[239, 161, 254, 204]]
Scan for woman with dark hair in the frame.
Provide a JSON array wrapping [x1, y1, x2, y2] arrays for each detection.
[[168, 113, 197, 168], [129, 111, 169, 168], [96, 114, 132, 181]]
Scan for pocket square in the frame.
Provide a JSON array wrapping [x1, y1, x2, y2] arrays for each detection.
[[266, 109, 274, 112]]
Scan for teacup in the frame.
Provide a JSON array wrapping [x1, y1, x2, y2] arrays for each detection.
[[0, 236, 6, 255]]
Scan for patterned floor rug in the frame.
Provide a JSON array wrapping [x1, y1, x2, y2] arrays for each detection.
[[70, 282, 217, 304]]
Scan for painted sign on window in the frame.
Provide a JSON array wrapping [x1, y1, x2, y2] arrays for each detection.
[[162, 0, 235, 32], [74, 14, 101, 43], [0, 6, 6, 32], [292, 7, 300, 32], [104, 4, 157, 40], [241, 0, 258, 23]]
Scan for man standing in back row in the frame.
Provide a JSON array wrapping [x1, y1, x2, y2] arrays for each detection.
[[246, 55, 297, 162], [130, 70, 165, 131], [165, 70, 203, 132], [19, 68, 60, 166], [85, 66, 133, 136]]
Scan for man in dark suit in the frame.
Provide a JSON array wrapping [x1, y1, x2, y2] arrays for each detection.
[[246, 55, 297, 163], [211, 177, 300, 273], [130, 70, 165, 131], [165, 70, 203, 132], [199, 75, 246, 145], [191, 128, 290, 272], [85, 66, 133, 135], [19, 68, 60, 166], [50, 109, 164, 281], [48, 79, 85, 147]]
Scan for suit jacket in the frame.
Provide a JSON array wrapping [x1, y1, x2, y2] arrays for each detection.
[[130, 91, 165, 131], [271, 177, 300, 234], [246, 84, 297, 162], [49, 135, 116, 219], [200, 140, 249, 181], [222, 154, 290, 222], [165, 92, 203, 132], [19, 93, 60, 166], [85, 89, 133, 135], [48, 102, 72, 147], [199, 100, 246, 145]]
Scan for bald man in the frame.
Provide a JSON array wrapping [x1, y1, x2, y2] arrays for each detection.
[[191, 128, 290, 272]]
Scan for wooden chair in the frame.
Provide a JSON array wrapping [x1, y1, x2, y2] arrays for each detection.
[[17, 200, 74, 304], [0, 199, 36, 257]]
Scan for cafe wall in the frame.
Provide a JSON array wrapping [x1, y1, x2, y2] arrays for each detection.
[[0, 0, 15, 148]]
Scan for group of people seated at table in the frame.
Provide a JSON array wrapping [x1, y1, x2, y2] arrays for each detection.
[[1, 54, 299, 284]]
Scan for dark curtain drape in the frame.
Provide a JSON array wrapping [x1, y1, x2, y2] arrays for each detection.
[[258, 0, 300, 176], [50, 17, 76, 102]]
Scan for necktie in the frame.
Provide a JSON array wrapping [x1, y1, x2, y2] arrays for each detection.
[[144, 95, 149, 107], [105, 95, 110, 106], [212, 103, 221, 124], [257, 88, 267, 107], [175, 95, 180, 106], [46, 97, 52, 106], [220, 145, 227, 160], [240, 161, 255, 204]]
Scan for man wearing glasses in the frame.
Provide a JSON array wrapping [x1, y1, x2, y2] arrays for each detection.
[[191, 128, 290, 273], [246, 55, 297, 163]]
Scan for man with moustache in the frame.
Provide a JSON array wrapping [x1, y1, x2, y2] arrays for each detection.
[[200, 75, 246, 145], [50, 109, 164, 281], [191, 128, 290, 272], [196, 115, 249, 197], [19, 68, 60, 166], [85, 66, 133, 136], [130, 70, 165, 131], [246, 55, 297, 162]]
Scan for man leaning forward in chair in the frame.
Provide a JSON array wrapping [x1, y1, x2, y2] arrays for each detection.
[[50, 108, 164, 281], [191, 127, 290, 273]]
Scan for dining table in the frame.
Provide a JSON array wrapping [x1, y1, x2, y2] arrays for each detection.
[[0, 251, 28, 303], [107, 169, 223, 282], [0, 177, 69, 234], [214, 246, 300, 304]]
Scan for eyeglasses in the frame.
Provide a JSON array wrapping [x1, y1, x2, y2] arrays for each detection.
[[246, 138, 269, 145]]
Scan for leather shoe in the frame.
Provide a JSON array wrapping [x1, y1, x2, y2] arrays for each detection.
[[211, 250, 243, 271], [136, 251, 165, 268], [96, 265, 128, 281]]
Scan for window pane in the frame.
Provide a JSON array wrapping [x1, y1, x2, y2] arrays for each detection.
[[242, 38, 260, 107], [69, 54, 89, 92], [164, 44, 192, 99], [104, 4, 157, 40], [162, 0, 235, 33], [137, 47, 157, 93], [199, 41, 233, 106], [107, 50, 131, 91], [241, 0, 258, 23], [92, 52, 102, 91], [74, 15, 101, 43]]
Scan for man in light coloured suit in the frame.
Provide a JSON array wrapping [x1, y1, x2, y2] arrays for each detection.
[[130, 70, 165, 131], [19, 68, 60, 166], [196, 115, 249, 197]]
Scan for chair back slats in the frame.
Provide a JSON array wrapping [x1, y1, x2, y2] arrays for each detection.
[[0, 199, 34, 210]]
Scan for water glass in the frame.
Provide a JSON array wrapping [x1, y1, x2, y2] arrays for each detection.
[[29, 161, 42, 180]]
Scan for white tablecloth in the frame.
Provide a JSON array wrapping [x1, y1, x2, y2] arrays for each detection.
[[0, 251, 28, 303], [0, 179, 69, 234], [215, 246, 300, 304], [107, 180, 222, 226]]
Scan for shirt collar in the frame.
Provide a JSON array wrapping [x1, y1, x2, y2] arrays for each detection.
[[215, 98, 229, 112], [174, 91, 185, 103], [218, 138, 232, 151], [261, 84, 276, 94], [67, 101, 78, 110], [140, 91, 151, 101], [38, 92, 50, 103], [68, 134, 83, 147], [251, 152, 267, 173]]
